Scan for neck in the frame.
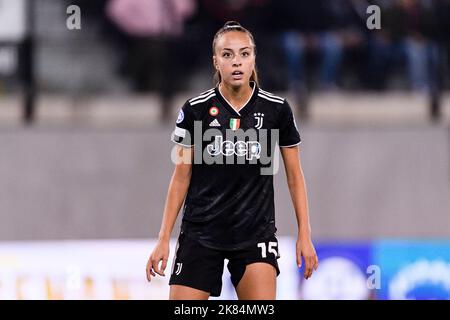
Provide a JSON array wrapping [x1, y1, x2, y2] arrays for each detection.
[[219, 82, 253, 109]]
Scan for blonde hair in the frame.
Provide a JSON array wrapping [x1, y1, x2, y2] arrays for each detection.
[[212, 21, 259, 86]]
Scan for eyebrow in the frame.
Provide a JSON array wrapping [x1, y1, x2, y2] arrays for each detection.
[[222, 47, 251, 51]]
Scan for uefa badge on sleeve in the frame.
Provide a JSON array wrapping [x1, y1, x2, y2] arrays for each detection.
[[176, 109, 184, 124]]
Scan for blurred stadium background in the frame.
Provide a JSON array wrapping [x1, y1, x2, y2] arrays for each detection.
[[0, 0, 449, 299]]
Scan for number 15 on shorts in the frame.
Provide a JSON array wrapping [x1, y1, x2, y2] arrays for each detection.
[[257, 241, 278, 258]]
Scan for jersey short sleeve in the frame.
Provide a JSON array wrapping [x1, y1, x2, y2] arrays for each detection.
[[278, 100, 301, 147], [171, 101, 196, 147]]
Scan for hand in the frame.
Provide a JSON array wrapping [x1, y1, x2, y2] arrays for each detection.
[[296, 234, 319, 280], [146, 239, 170, 282]]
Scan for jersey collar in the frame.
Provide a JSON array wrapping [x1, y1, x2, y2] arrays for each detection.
[[215, 81, 258, 117]]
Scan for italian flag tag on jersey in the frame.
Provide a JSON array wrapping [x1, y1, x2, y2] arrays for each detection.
[[229, 118, 240, 130]]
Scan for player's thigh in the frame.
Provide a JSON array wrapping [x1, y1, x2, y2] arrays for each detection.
[[169, 284, 210, 300], [169, 231, 225, 298], [235, 262, 277, 300]]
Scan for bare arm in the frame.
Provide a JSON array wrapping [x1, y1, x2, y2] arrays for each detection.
[[158, 146, 193, 242], [146, 146, 193, 281], [280, 145, 319, 279]]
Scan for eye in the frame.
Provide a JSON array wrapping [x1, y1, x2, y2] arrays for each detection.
[[222, 52, 231, 58], [242, 51, 250, 57]]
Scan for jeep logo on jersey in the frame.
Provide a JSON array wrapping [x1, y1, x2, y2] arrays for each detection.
[[207, 135, 261, 160], [171, 122, 282, 175]]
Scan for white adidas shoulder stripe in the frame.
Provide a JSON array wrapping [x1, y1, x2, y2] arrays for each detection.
[[259, 89, 277, 96], [189, 88, 215, 103], [190, 93, 216, 105], [259, 89, 284, 101], [258, 93, 284, 104]]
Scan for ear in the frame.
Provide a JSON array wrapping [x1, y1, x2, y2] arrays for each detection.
[[212, 56, 218, 70]]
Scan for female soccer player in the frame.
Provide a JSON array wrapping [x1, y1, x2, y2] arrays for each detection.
[[146, 21, 318, 300]]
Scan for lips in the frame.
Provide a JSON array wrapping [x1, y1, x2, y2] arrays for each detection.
[[232, 70, 244, 80]]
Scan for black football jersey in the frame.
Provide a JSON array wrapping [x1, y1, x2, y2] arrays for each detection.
[[171, 82, 301, 250]]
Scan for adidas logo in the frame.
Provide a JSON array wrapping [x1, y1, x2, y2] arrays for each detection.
[[209, 119, 221, 127]]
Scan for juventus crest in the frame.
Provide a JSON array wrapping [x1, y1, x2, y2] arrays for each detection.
[[174, 262, 183, 275], [254, 113, 264, 129]]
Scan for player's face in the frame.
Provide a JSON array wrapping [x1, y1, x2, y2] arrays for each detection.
[[213, 31, 255, 88]]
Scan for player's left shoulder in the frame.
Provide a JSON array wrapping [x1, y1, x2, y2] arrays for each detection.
[[257, 88, 286, 106]]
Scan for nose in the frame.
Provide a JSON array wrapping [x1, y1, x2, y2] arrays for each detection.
[[232, 56, 242, 67]]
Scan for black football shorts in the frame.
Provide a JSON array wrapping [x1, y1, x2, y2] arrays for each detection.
[[168, 231, 280, 297]]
